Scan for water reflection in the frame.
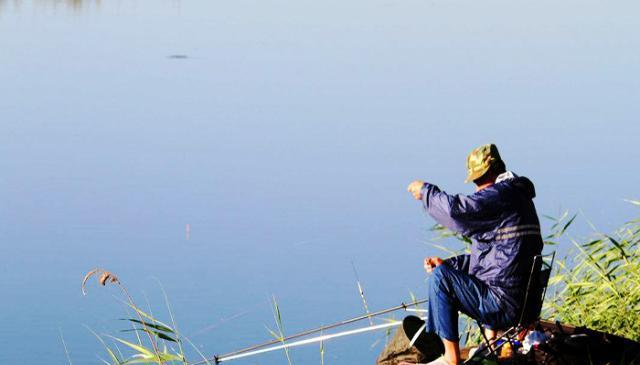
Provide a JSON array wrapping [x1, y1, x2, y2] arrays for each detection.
[[0, 0, 102, 13], [0, 0, 183, 14]]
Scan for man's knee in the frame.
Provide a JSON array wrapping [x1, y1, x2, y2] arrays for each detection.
[[427, 264, 451, 288], [433, 263, 452, 277]]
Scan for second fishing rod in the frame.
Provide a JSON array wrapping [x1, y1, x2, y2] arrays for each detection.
[[192, 298, 429, 365]]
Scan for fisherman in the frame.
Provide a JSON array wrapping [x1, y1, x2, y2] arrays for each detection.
[[404, 144, 544, 365]]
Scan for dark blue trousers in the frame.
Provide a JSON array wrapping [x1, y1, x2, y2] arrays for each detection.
[[426, 264, 516, 341]]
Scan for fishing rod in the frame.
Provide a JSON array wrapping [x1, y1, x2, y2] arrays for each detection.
[[192, 298, 428, 365], [214, 319, 423, 363]]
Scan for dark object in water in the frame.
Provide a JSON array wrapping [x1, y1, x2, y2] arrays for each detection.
[[402, 315, 444, 362], [167, 54, 188, 59]]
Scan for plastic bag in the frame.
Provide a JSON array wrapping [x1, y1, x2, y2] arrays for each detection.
[[520, 330, 548, 354]]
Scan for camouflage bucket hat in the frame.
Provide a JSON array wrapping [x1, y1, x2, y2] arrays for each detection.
[[464, 144, 502, 183]]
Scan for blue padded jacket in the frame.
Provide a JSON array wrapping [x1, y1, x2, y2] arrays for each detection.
[[420, 173, 543, 318]]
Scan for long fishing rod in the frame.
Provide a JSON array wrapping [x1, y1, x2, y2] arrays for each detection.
[[215, 318, 426, 363], [192, 298, 427, 365]]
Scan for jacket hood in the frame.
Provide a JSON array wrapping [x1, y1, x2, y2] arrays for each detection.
[[505, 176, 536, 199]]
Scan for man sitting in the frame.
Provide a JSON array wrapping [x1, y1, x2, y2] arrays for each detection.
[[404, 144, 544, 365]]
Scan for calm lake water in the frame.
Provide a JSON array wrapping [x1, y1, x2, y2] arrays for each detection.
[[1, 0, 639, 364]]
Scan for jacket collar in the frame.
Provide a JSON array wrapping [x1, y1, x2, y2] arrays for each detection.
[[496, 171, 517, 183]]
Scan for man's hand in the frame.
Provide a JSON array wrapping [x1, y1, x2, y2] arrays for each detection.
[[424, 256, 443, 273], [407, 180, 425, 200]]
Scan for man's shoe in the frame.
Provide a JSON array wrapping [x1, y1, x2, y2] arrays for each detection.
[[402, 316, 445, 361]]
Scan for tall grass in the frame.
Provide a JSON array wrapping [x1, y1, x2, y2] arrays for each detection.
[[81, 268, 189, 365], [267, 295, 294, 365], [319, 330, 326, 365], [546, 203, 640, 341]]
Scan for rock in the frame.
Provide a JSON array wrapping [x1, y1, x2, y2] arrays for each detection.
[[376, 327, 427, 365]]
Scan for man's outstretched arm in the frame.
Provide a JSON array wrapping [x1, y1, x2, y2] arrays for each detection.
[[408, 180, 501, 238]]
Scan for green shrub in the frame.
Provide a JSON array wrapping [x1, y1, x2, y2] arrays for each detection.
[[81, 269, 198, 365], [546, 205, 640, 341]]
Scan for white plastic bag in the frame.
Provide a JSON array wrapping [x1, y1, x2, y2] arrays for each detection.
[[520, 330, 548, 354]]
